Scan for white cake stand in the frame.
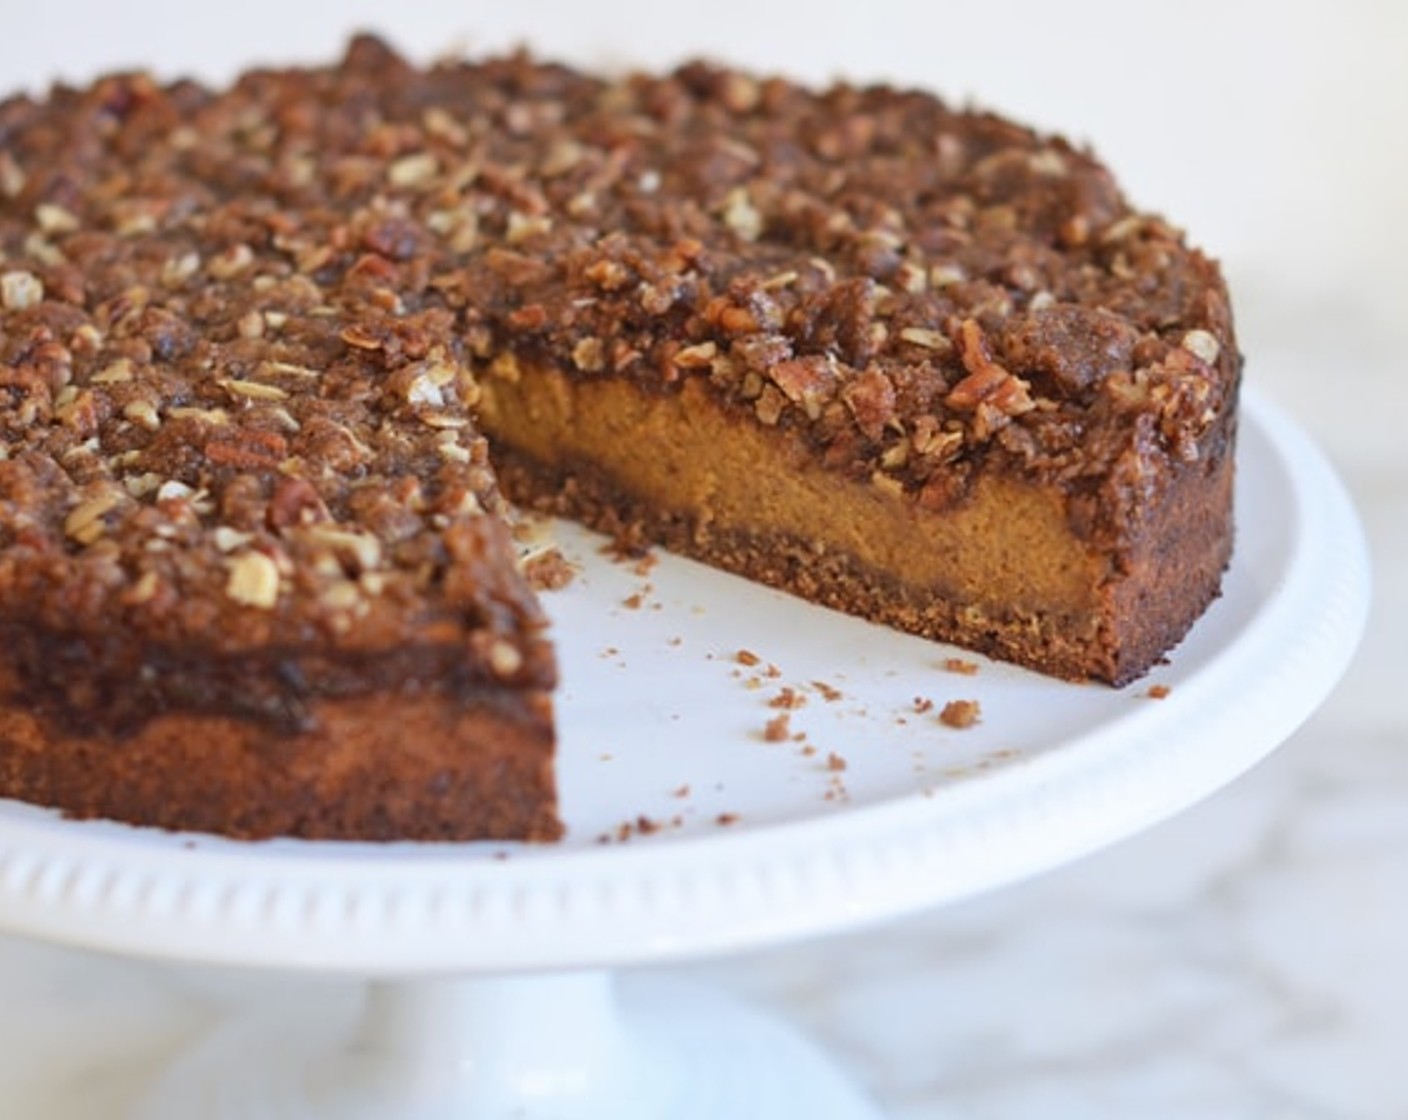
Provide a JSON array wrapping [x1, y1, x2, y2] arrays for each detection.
[[0, 389, 1370, 1119]]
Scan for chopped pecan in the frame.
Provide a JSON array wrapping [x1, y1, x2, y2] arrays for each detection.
[[843, 366, 897, 440], [205, 430, 289, 471], [267, 476, 328, 531], [225, 550, 281, 609], [946, 319, 1034, 417], [769, 356, 837, 420], [485, 248, 551, 287], [1, 271, 45, 311]]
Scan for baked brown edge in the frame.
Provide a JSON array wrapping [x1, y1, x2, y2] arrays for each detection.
[[0, 681, 560, 841]]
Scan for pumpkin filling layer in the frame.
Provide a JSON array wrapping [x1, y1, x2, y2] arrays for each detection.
[[478, 366, 1228, 683]]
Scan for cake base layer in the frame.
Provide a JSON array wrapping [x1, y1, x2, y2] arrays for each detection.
[[479, 368, 1233, 685], [0, 685, 559, 842]]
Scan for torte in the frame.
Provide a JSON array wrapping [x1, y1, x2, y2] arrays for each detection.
[[0, 36, 1239, 840]]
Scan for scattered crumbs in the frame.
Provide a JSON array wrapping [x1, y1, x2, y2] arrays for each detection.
[[1146, 684, 1172, 700], [716, 812, 741, 826], [622, 591, 646, 610], [598, 813, 680, 844], [764, 663, 782, 679], [743, 676, 765, 691], [763, 712, 792, 742], [799, 743, 818, 758], [600, 536, 650, 564], [939, 699, 982, 729], [604, 821, 632, 843], [811, 679, 843, 702], [769, 687, 806, 710], [598, 752, 614, 762], [672, 783, 692, 798], [667, 636, 683, 647], [913, 696, 934, 714], [600, 646, 619, 659], [942, 657, 980, 676], [735, 648, 762, 667], [492, 849, 511, 861], [826, 751, 847, 772], [522, 548, 576, 591], [632, 552, 660, 578]]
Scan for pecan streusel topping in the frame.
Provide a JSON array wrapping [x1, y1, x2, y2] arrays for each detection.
[[0, 35, 1237, 726]]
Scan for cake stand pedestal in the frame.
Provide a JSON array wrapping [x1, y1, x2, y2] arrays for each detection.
[[136, 971, 883, 1119], [0, 392, 1370, 1120]]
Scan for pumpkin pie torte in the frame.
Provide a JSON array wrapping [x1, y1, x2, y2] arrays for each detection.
[[0, 36, 1239, 840]]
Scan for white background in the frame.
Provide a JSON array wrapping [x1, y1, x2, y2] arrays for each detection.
[[2, 3, 1406, 1116]]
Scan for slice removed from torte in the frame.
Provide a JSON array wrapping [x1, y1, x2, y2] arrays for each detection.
[[0, 36, 1239, 840]]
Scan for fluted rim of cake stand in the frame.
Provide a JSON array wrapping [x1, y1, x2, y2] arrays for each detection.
[[0, 389, 1370, 974]]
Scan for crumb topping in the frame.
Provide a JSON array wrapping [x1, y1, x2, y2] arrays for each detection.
[[0, 35, 1238, 725], [763, 712, 791, 741], [938, 699, 982, 729]]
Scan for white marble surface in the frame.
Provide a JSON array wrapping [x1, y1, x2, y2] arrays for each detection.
[[1, 2, 1405, 1117]]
